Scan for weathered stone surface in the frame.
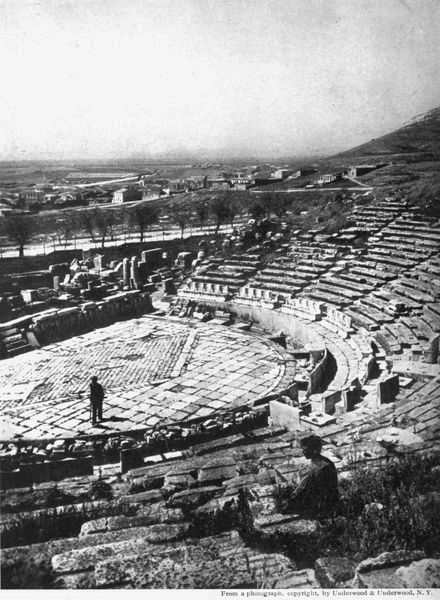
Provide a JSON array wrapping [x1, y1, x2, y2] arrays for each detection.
[[254, 514, 319, 538], [395, 559, 440, 588], [94, 549, 297, 589], [247, 483, 279, 516], [355, 550, 426, 588], [0, 316, 292, 440], [94, 545, 219, 587], [136, 507, 185, 524], [79, 510, 185, 536], [52, 524, 190, 574], [119, 490, 164, 505], [315, 557, 357, 588], [163, 469, 196, 490], [271, 569, 319, 589], [167, 486, 223, 509], [356, 566, 405, 588], [193, 494, 239, 518], [356, 550, 425, 573], [53, 571, 96, 589], [80, 518, 108, 536], [198, 458, 238, 484], [2, 524, 181, 585]]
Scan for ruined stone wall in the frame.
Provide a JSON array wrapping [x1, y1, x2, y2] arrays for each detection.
[[29, 291, 153, 347], [223, 302, 326, 350]]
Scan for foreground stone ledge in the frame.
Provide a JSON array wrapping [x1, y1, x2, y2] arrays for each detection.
[[314, 556, 357, 588], [52, 524, 190, 574], [354, 550, 426, 588], [395, 558, 440, 588]]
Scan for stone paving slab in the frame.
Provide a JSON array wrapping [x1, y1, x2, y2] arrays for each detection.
[[0, 315, 293, 441]]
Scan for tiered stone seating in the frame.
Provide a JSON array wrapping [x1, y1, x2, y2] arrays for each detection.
[[235, 285, 281, 309], [349, 200, 406, 231], [179, 254, 262, 304], [237, 243, 340, 304], [392, 376, 440, 440], [280, 297, 323, 321], [0, 317, 33, 357], [177, 280, 231, 302]]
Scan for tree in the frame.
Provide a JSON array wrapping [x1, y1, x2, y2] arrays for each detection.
[[93, 208, 115, 248], [272, 195, 291, 219], [79, 209, 97, 243], [172, 206, 191, 239], [105, 209, 121, 241], [211, 196, 233, 234], [55, 211, 76, 248], [195, 200, 209, 230], [128, 204, 160, 242], [3, 213, 33, 257], [248, 198, 266, 221]]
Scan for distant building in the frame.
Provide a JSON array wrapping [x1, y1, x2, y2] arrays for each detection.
[[291, 167, 317, 179], [272, 168, 292, 179], [112, 188, 142, 204], [163, 179, 185, 195], [346, 165, 376, 178], [142, 185, 163, 200], [314, 174, 336, 185], [185, 176, 207, 191], [230, 173, 255, 190], [313, 172, 343, 186], [20, 189, 45, 208], [209, 179, 231, 190]]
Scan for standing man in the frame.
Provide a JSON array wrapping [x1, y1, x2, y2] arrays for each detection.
[[90, 375, 104, 425]]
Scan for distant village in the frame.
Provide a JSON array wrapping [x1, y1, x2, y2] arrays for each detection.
[[0, 162, 387, 215]]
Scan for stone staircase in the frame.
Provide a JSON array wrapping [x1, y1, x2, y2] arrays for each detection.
[[0, 325, 32, 358]]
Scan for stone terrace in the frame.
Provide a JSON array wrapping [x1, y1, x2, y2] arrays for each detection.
[[0, 315, 294, 440]]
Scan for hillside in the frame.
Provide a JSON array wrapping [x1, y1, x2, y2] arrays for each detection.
[[337, 106, 440, 159]]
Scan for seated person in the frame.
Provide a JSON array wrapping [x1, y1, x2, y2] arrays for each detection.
[[279, 434, 339, 518]]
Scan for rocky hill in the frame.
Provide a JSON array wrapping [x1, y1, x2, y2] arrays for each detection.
[[336, 106, 440, 159]]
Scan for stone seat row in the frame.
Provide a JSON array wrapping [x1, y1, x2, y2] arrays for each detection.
[[191, 274, 245, 288], [321, 273, 374, 294], [393, 277, 439, 301], [235, 286, 281, 309], [252, 273, 307, 290], [301, 289, 349, 309], [339, 269, 383, 288], [177, 281, 231, 302]]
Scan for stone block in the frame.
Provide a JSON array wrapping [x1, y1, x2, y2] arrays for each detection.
[[167, 486, 223, 509], [355, 550, 425, 588], [21, 289, 39, 303], [118, 490, 164, 506], [377, 375, 400, 405], [254, 514, 319, 538], [163, 278, 176, 295], [322, 390, 342, 415], [286, 382, 299, 402], [270, 400, 300, 431], [341, 386, 358, 412], [120, 448, 144, 474], [93, 255, 103, 271], [198, 458, 237, 484], [395, 559, 440, 588], [315, 556, 357, 588], [271, 569, 319, 589], [7, 457, 94, 488]]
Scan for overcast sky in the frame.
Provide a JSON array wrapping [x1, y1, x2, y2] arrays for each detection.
[[1, 0, 439, 160]]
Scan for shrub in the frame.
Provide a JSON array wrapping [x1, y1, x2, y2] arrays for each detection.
[[316, 452, 440, 562]]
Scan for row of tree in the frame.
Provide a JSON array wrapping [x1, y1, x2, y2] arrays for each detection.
[[1, 192, 297, 256]]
